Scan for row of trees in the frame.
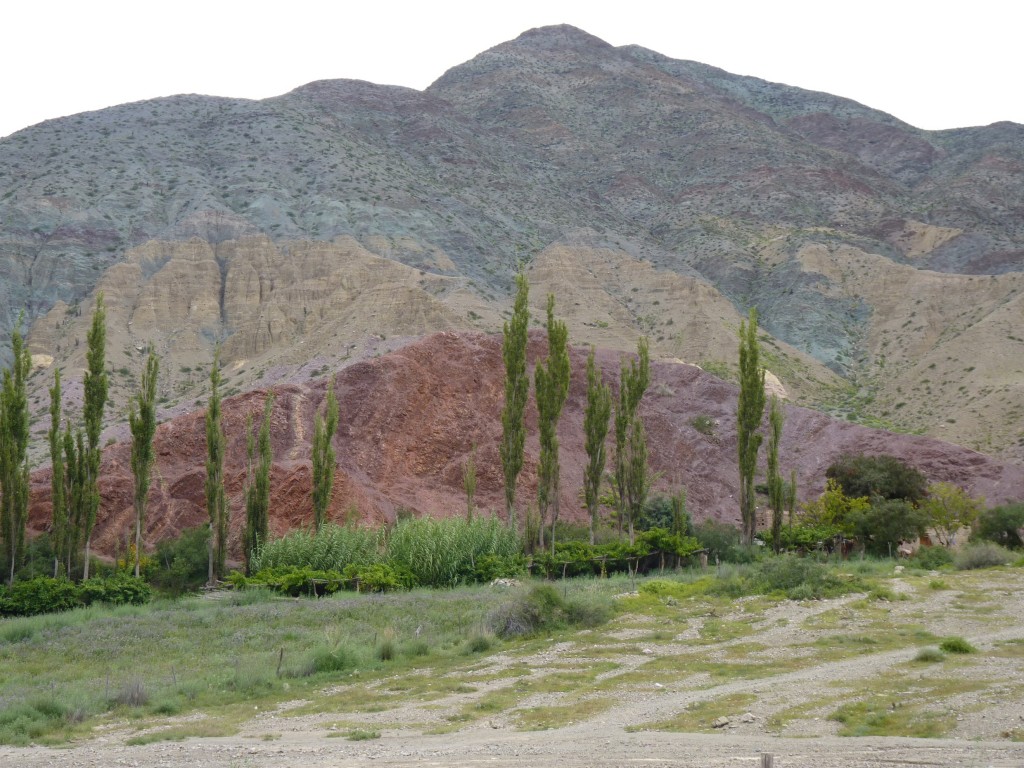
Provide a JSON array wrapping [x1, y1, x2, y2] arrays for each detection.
[[498, 274, 657, 555]]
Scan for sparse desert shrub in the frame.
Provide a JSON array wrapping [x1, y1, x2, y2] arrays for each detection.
[[346, 729, 380, 741], [690, 414, 716, 436], [954, 542, 1013, 570], [304, 644, 360, 676], [913, 647, 945, 663], [909, 546, 954, 570], [486, 584, 611, 639], [113, 679, 149, 708], [463, 633, 494, 654], [939, 636, 976, 654]]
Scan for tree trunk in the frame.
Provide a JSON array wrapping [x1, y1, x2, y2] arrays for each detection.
[[134, 508, 142, 579], [83, 538, 91, 580]]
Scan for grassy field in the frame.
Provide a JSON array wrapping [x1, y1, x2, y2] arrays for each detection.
[[1, 557, 1022, 748]]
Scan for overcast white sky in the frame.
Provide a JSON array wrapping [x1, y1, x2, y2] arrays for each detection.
[[2, 0, 1019, 140]]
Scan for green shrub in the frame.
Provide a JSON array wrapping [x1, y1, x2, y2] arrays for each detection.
[[0, 578, 80, 616], [693, 520, 754, 563], [0, 697, 74, 746], [78, 575, 152, 606], [913, 647, 945, 663], [690, 415, 716, 436], [486, 585, 611, 639], [463, 633, 494, 654], [151, 526, 210, 595], [939, 636, 976, 654], [972, 504, 1024, 549], [954, 542, 1013, 570], [909, 546, 954, 570], [304, 644, 360, 676]]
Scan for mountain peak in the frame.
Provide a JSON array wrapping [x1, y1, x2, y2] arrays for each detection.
[[508, 24, 613, 52]]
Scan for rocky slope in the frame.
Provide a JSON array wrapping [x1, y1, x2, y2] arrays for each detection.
[[2, 24, 1023, 457], [26, 333, 1024, 557]]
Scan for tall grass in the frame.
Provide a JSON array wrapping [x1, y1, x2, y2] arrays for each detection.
[[251, 524, 381, 572], [385, 516, 520, 588]]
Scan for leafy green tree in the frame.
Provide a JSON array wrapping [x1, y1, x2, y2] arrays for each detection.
[[311, 380, 339, 531], [244, 393, 274, 573], [798, 478, 870, 536], [1, 318, 31, 586], [786, 469, 798, 528], [972, 503, 1024, 549], [766, 395, 785, 553], [613, 337, 649, 540], [737, 308, 765, 546], [500, 272, 529, 528], [920, 482, 985, 547], [48, 369, 67, 577], [81, 295, 108, 580], [847, 497, 928, 557], [205, 349, 227, 583], [826, 454, 927, 503], [582, 347, 611, 544], [534, 294, 570, 554], [128, 348, 159, 578]]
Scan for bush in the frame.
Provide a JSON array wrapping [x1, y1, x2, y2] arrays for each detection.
[[954, 542, 1013, 570], [486, 585, 611, 639], [847, 498, 927, 557], [913, 647, 945, 663], [0, 575, 150, 617], [939, 636, 977, 654], [826, 454, 927, 503], [909, 546, 954, 570], [972, 504, 1024, 549], [151, 526, 210, 595], [693, 519, 751, 563], [304, 644, 360, 676]]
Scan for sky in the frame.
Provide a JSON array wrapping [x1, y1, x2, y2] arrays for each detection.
[[2, 0, 1019, 140]]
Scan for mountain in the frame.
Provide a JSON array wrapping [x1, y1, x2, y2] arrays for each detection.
[[26, 332, 1024, 557], [1, 24, 1023, 460]]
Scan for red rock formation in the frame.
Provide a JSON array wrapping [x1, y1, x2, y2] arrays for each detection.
[[27, 332, 1024, 557]]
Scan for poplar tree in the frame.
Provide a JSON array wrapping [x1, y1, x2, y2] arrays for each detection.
[[311, 380, 339, 531], [500, 273, 529, 528], [534, 294, 570, 554], [624, 417, 650, 546], [49, 369, 67, 577], [81, 295, 108, 580], [1, 318, 31, 586], [737, 308, 766, 546], [63, 425, 85, 577], [583, 347, 611, 545], [244, 393, 274, 573], [613, 337, 649, 540], [766, 394, 785, 553], [129, 348, 158, 578], [205, 348, 227, 583]]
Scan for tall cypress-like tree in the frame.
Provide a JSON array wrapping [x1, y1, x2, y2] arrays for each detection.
[[613, 337, 649, 541], [624, 417, 650, 546], [462, 447, 477, 522], [311, 380, 339, 531], [534, 294, 570, 554], [244, 393, 274, 573], [582, 347, 611, 545], [129, 348, 159, 578], [48, 369, 67, 578], [81, 295, 107, 580], [500, 272, 529, 528], [1, 318, 31, 586], [766, 394, 785, 553], [63, 425, 85, 578], [737, 308, 766, 546], [205, 349, 227, 584]]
